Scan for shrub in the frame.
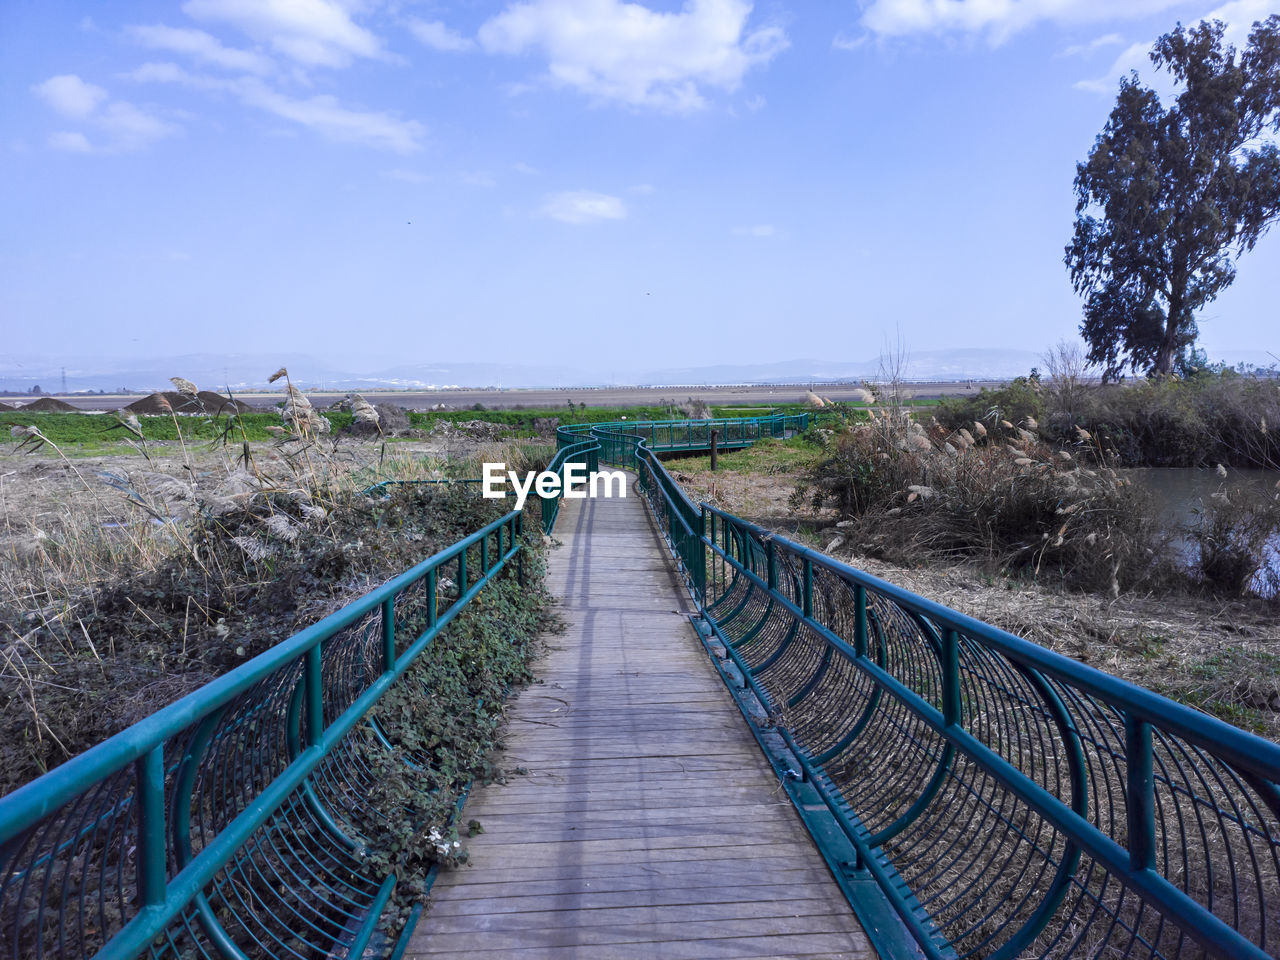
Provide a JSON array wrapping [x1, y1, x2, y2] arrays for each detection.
[[937, 376, 1045, 436], [793, 411, 1162, 593], [1191, 483, 1280, 597]]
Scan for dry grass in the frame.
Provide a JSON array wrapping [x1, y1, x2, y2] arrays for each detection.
[[0, 369, 548, 788]]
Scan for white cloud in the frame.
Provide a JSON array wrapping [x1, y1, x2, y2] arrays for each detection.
[[858, 0, 1188, 45], [733, 223, 774, 237], [744, 93, 765, 111], [182, 0, 382, 67], [48, 131, 94, 153], [1057, 32, 1124, 57], [477, 0, 788, 112], [538, 190, 627, 223], [121, 62, 204, 84], [100, 101, 177, 143], [629, 182, 655, 194], [1202, 0, 1276, 47], [1075, 0, 1272, 95], [236, 79, 423, 152], [383, 168, 430, 183], [128, 24, 274, 73], [34, 75, 108, 118], [513, 161, 539, 174], [832, 31, 865, 51], [408, 19, 475, 52], [461, 170, 497, 186], [34, 74, 178, 153], [1074, 41, 1149, 93], [127, 65, 424, 152]]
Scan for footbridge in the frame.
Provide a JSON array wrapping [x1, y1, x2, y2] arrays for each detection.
[[2, 414, 1278, 960]]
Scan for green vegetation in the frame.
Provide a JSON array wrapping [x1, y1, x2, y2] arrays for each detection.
[[0, 398, 945, 451], [0, 482, 547, 793], [358, 561, 552, 920], [792, 381, 1279, 600], [937, 367, 1280, 469], [0, 410, 354, 446], [665, 434, 823, 475]]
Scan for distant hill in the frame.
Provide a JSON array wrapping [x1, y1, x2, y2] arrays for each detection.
[[1, 347, 1269, 395]]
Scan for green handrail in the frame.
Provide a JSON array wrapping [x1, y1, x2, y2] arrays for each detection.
[[0, 500, 534, 960], [5, 410, 1278, 960], [602, 415, 1280, 960]]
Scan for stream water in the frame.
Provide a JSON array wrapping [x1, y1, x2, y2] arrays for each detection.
[[1124, 466, 1280, 593]]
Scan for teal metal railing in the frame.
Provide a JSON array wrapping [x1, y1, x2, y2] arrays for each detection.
[[0, 504, 534, 960], [5, 411, 1278, 960], [589, 414, 1280, 960]]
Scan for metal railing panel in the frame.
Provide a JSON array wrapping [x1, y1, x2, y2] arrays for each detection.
[[0, 510, 527, 960], [691, 505, 1280, 960], [574, 412, 1280, 959]]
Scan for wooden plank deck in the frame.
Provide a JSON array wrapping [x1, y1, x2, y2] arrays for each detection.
[[406, 486, 873, 960]]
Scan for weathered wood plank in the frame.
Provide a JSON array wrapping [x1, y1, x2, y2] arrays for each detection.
[[405, 491, 872, 959]]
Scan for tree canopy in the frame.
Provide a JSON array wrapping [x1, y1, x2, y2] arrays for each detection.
[[1066, 16, 1280, 379]]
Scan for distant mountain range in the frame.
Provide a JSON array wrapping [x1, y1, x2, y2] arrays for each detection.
[[1, 348, 1274, 395]]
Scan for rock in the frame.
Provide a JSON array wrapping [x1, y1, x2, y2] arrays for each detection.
[[375, 404, 410, 432]]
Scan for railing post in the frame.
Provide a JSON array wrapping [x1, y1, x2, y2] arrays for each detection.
[[697, 506, 708, 604], [942, 628, 961, 727], [802, 558, 813, 618], [481, 534, 489, 575], [305, 643, 323, 746], [381, 596, 395, 672], [458, 549, 468, 596], [1125, 714, 1156, 872], [854, 584, 867, 658], [135, 745, 166, 907], [767, 539, 777, 591], [710, 430, 718, 471], [427, 568, 438, 627]]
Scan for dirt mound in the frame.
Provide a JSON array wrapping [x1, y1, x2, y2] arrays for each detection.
[[17, 397, 77, 412], [197, 391, 253, 415], [0, 401, 15, 412], [126, 391, 252, 416]]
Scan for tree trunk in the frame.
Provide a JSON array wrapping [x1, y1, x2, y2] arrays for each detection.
[[1154, 287, 1185, 376], [1153, 334, 1177, 376]]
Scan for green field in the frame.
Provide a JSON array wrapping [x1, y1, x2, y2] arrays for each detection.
[[0, 399, 905, 450]]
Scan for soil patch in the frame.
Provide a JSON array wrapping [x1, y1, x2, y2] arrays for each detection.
[[16, 397, 77, 412], [125, 391, 252, 416]]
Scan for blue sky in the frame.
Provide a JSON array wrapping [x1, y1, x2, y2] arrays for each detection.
[[2, 0, 1277, 377]]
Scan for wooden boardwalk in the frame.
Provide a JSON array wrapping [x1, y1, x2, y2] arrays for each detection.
[[407, 487, 873, 960]]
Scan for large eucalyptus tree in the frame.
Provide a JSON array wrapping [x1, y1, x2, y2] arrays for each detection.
[[1066, 16, 1280, 378]]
